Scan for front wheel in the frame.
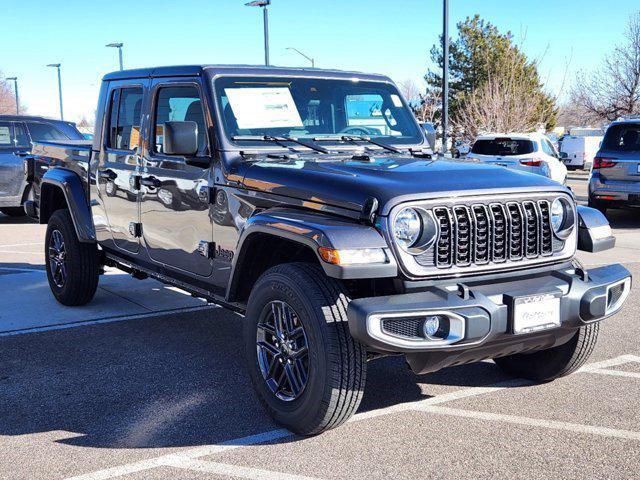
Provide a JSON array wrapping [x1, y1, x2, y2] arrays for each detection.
[[45, 209, 100, 306], [494, 324, 599, 382], [244, 263, 367, 435]]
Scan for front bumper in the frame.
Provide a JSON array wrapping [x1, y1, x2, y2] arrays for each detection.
[[348, 264, 631, 372]]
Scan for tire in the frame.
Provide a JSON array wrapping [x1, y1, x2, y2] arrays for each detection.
[[244, 263, 367, 435], [588, 195, 610, 215], [494, 324, 599, 382], [105, 180, 117, 197], [0, 207, 26, 217], [45, 209, 100, 306]]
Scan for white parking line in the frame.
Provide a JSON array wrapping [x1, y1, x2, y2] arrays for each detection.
[[415, 405, 640, 441], [162, 456, 321, 480], [64, 355, 640, 480], [587, 369, 640, 379], [0, 242, 43, 248]]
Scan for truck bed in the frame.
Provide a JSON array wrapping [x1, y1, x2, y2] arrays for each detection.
[[31, 140, 93, 163]]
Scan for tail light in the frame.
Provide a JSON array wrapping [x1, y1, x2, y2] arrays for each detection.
[[520, 158, 543, 167], [593, 157, 617, 169]]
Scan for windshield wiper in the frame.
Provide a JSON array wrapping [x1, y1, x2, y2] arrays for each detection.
[[232, 135, 329, 154], [340, 135, 402, 154]]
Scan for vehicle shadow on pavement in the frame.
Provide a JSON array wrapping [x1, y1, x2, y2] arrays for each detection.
[[604, 208, 640, 230], [0, 309, 519, 449], [0, 214, 36, 224]]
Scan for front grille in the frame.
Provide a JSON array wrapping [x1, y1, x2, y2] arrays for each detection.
[[429, 199, 556, 269]]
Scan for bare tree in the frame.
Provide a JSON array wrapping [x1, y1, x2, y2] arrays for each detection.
[[0, 76, 19, 115], [571, 11, 640, 122], [398, 79, 440, 124], [453, 50, 551, 140]]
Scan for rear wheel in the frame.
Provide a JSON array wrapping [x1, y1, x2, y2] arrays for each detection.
[[588, 195, 611, 215], [494, 324, 599, 382], [45, 209, 99, 306], [244, 263, 367, 435], [0, 207, 26, 217]]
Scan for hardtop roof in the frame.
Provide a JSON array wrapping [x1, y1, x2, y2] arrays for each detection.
[[102, 64, 391, 83]]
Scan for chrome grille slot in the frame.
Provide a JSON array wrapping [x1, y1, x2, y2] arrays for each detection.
[[453, 206, 472, 266], [506, 203, 524, 260], [538, 200, 553, 255], [434, 207, 453, 268], [523, 201, 540, 257], [471, 204, 490, 265], [489, 204, 507, 263]]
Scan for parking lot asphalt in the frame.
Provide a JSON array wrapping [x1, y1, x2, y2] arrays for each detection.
[[1, 174, 639, 480]]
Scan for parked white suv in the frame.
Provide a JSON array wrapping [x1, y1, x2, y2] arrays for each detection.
[[468, 133, 568, 184]]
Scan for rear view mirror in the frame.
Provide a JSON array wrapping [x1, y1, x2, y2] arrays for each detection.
[[577, 205, 615, 252], [164, 121, 198, 156], [421, 122, 436, 151]]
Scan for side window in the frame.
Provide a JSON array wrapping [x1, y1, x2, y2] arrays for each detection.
[[0, 122, 12, 148], [107, 87, 143, 151], [153, 85, 207, 156], [27, 122, 69, 142], [14, 123, 30, 147], [542, 139, 557, 157]]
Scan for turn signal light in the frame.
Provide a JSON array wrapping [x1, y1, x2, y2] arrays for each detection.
[[593, 157, 618, 169], [318, 247, 387, 266]]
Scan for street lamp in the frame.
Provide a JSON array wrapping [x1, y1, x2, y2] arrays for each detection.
[[106, 42, 124, 71], [5, 77, 19, 115], [441, 0, 449, 156], [245, 0, 271, 66], [286, 47, 314, 68], [47, 63, 64, 120]]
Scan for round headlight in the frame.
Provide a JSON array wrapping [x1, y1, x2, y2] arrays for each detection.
[[394, 208, 422, 249], [550, 197, 575, 239], [551, 198, 565, 232]]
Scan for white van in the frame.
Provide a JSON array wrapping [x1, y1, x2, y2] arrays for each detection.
[[559, 134, 603, 171]]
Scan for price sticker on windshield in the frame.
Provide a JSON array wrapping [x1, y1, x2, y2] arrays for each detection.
[[225, 87, 303, 130]]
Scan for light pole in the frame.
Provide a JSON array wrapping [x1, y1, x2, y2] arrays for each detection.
[[245, 0, 271, 66], [106, 42, 124, 70], [286, 47, 314, 68], [47, 64, 64, 120], [6, 77, 19, 115], [441, 0, 449, 156]]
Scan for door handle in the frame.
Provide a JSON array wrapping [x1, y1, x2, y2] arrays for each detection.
[[98, 168, 117, 180], [140, 176, 162, 188]]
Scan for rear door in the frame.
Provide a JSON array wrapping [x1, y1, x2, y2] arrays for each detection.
[[96, 81, 147, 254], [0, 121, 30, 203], [139, 78, 214, 277], [597, 123, 640, 182]]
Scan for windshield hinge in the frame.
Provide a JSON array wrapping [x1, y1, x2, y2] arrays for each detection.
[[360, 197, 379, 225]]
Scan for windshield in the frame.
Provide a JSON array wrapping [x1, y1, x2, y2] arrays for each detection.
[[471, 138, 535, 156], [213, 76, 422, 147]]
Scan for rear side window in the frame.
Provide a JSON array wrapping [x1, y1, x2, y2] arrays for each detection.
[[27, 122, 69, 142], [602, 124, 640, 152], [0, 122, 29, 148], [107, 87, 143, 150], [471, 138, 535, 156], [0, 122, 12, 147]]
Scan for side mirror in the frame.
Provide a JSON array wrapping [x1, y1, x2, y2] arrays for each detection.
[[577, 205, 615, 252], [163, 121, 198, 156], [420, 122, 436, 151], [559, 151, 569, 159]]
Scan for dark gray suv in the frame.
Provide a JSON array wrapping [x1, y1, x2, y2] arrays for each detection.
[[0, 115, 84, 216], [589, 118, 640, 214]]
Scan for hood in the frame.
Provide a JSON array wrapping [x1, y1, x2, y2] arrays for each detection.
[[241, 154, 565, 215]]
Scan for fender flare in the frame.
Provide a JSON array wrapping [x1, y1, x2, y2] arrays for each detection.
[[40, 169, 96, 243], [226, 208, 397, 300]]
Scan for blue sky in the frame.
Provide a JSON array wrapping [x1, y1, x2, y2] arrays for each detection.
[[2, 0, 638, 122]]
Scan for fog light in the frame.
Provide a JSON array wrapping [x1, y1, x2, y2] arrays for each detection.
[[423, 315, 444, 338]]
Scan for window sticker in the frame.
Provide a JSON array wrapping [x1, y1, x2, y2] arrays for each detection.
[[0, 126, 10, 145], [391, 94, 403, 108], [225, 87, 303, 129]]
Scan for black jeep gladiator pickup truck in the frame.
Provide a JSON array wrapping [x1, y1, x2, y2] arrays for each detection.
[[29, 65, 631, 435]]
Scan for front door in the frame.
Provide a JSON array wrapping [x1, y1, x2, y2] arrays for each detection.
[[97, 83, 146, 254], [139, 79, 214, 277], [0, 121, 30, 205]]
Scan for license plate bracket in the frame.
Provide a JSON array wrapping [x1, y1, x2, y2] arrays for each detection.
[[506, 291, 562, 335]]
